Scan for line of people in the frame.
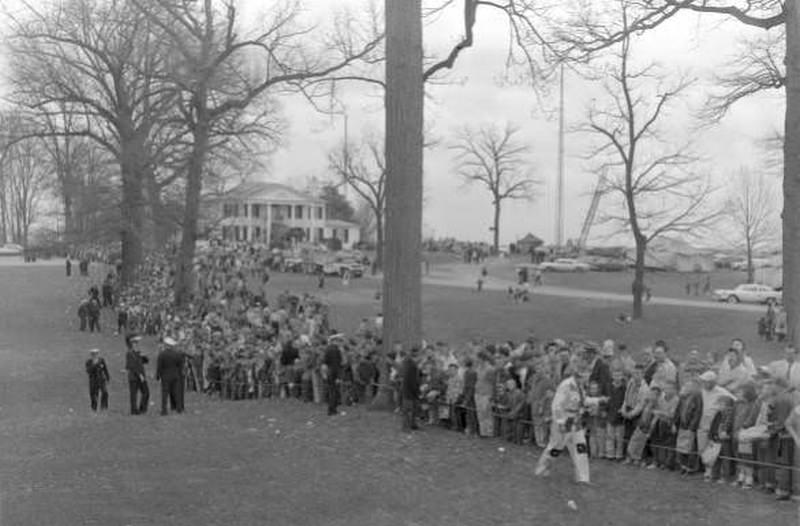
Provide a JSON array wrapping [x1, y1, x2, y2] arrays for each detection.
[[105, 242, 799, 502]]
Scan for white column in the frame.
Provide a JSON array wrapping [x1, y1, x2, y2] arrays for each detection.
[[266, 201, 272, 245]]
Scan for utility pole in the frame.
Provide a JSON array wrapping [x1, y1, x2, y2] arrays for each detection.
[[555, 63, 565, 248]]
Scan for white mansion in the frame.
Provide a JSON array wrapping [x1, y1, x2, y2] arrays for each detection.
[[215, 181, 361, 249]]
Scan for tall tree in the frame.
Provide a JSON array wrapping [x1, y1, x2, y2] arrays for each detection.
[[554, 0, 800, 344], [5, 0, 180, 284], [581, 23, 717, 319], [379, 0, 424, 407], [133, 0, 382, 306], [319, 183, 356, 222], [724, 168, 779, 283], [329, 136, 386, 269], [450, 123, 537, 252], [0, 115, 49, 248]]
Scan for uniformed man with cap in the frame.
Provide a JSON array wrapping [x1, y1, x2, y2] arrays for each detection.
[[125, 333, 149, 415], [535, 354, 592, 484], [156, 336, 185, 415], [85, 348, 110, 412]]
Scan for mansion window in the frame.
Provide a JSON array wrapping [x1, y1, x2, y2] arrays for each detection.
[[295, 205, 303, 219], [251, 204, 260, 218], [223, 203, 238, 218], [316, 207, 323, 220]]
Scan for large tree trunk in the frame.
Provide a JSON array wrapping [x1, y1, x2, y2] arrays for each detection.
[[746, 234, 754, 284], [632, 239, 645, 319], [62, 192, 74, 244], [373, 0, 424, 409], [120, 167, 144, 286], [492, 200, 501, 253], [174, 105, 209, 308], [142, 169, 158, 252], [374, 210, 384, 272], [0, 185, 7, 245], [785, 1, 800, 347]]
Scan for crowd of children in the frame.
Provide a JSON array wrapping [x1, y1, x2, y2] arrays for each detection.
[[110, 241, 799, 503]]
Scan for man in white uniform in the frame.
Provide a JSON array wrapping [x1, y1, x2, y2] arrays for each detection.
[[534, 355, 591, 484]]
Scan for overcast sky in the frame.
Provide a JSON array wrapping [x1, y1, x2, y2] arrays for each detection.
[[0, 1, 785, 247], [258, 1, 784, 247]]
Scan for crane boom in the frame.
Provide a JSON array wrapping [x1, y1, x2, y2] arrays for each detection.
[[577, 177, 606, 250]]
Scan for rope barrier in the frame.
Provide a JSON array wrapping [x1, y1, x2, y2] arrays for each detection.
[[191, 377, 800, 476]]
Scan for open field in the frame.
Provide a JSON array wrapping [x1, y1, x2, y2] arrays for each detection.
[[441, 256, 760, 301], [0, 265, 796, 526]]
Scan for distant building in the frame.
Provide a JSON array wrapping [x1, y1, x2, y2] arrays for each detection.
[[212, 181, 361, 249], [646, 237, 715, 272], [516, 233, 544, 255]]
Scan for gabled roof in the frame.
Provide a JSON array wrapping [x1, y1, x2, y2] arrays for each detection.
[[518, 233, 544, 243], [225, 181, 324, 204]]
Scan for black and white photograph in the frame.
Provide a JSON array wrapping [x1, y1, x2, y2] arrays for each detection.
[[0, 0, 798, 525]]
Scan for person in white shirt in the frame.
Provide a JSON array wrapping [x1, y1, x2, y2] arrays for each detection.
[[649, 341, 678, 391], [697, 371, 733, 455], [717, 347, 755, 393], [767, 345, 800, 406], [535, 355, 592, 484], [717, 338, 756, 381]]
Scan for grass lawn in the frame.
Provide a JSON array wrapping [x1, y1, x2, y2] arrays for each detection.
[[459, 257, 757, 301], [0, 265, 795, 526]]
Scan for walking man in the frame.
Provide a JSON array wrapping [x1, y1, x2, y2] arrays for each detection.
[[85, 348, 110, 412], [401, 346, 421, 432], [102, 273, 114, 308], [78, 298, 89, 331], [535, 355, 591, 484], [322, 334, 344, 416], [125, 334, 149, 415], [156, 337, 185, 415], [87, 292, 102, 333]]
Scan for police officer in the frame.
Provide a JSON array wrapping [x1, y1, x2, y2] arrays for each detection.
[[125, 334, 149, 415], [85, 348, 110, 412], [156, 337, 185, 415], [534, 353, 592, 484]]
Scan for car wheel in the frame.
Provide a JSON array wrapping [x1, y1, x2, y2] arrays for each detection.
[[726, 295, 739, 304]]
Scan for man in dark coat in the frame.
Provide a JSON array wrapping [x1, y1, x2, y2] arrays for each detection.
[[586, 342, 612, 397], [355, 352, 378, 404], [322, 335, 344, 415], [85, 348, 110, 411], [156, 337, 185, 415], [87, 290, 102, 333], [66, 257, 72, 277], [401, 346, 421, 432], [125, 334, 149, 415], [78, 299, 89, 331], [102, 273, 114, 307], [461, 358, 478, 435]]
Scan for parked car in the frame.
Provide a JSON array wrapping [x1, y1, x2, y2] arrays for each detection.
[[282, 257, 304, 273], [732, 258, 773, 271], [322, 257, 365, 277], [583, 256, 628, 272], [538, 258, 592, 272], [711, 283, 781, 305]]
